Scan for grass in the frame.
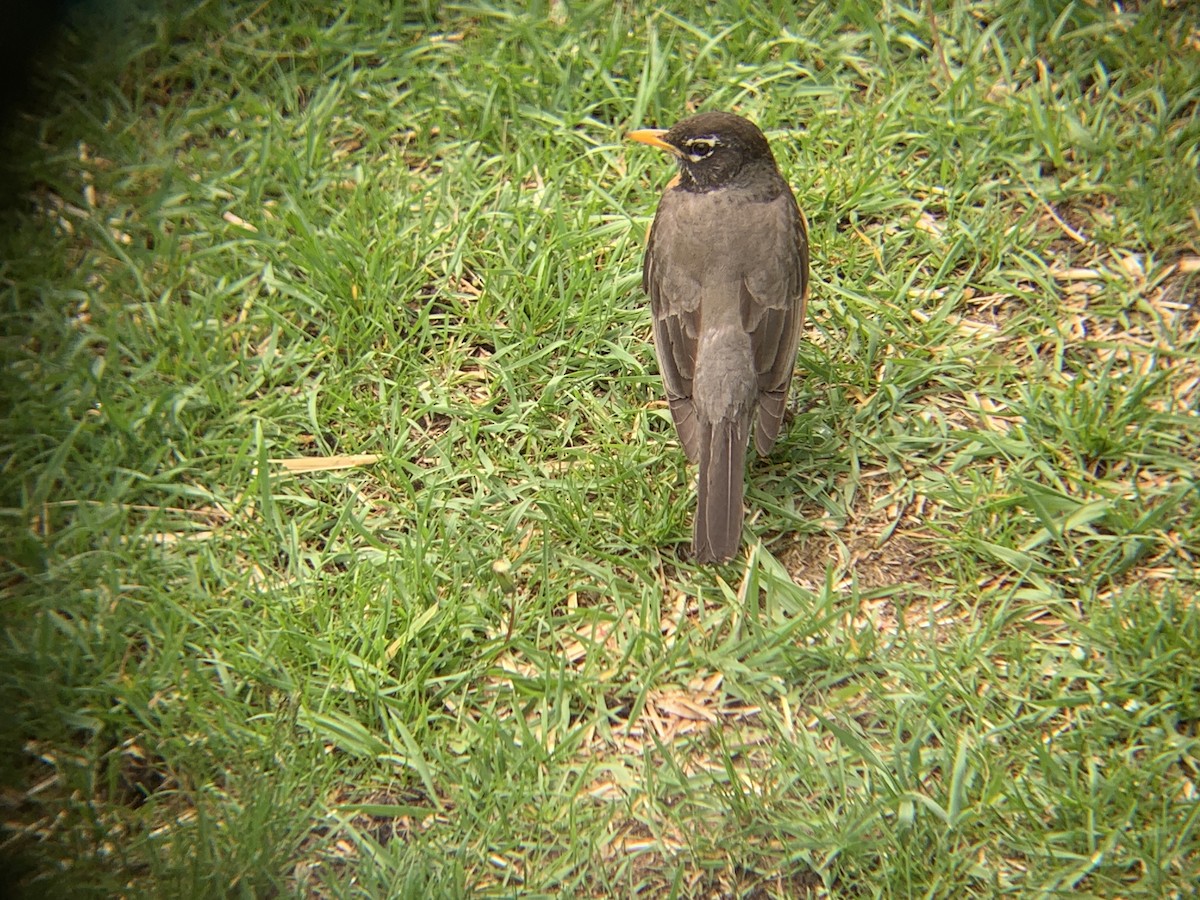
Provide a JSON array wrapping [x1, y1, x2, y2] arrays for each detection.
[[1, 0, 1197, 896]]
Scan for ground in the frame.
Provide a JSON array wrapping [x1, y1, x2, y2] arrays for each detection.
[[1, 1, 1197, 897]]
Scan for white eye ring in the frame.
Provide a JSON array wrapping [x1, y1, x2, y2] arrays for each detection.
[[684, 136, 717, 162]]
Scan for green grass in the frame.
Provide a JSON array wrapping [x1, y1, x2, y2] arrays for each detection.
[[2, 0, 1198, 896]]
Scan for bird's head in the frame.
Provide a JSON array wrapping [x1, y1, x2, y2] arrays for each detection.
[[628, 111, 776, 192]]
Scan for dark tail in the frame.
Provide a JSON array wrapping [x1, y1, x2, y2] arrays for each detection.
[[693, 415, 748, 564]]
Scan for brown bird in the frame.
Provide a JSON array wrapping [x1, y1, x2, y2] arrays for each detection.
[[629, 111, 809, 564]]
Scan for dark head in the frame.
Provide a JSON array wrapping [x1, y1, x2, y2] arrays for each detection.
[[628, 111, 778, 192]]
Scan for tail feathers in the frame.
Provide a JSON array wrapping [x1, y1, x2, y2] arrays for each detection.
[[693, 416, 748, 564]]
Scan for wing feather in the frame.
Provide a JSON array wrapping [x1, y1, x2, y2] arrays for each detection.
[[644, 195, 702, 462], [743, 192, 808, 456]]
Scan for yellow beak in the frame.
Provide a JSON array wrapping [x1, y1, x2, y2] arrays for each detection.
[[627, 128, 679, 156]]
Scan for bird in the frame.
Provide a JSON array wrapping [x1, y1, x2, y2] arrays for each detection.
[[628, 111, 809, 564]]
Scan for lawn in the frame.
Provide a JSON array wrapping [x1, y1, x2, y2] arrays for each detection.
[[1, 0, 1198, 896]]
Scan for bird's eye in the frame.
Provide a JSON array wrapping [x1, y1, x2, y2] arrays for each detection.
[[684, 137, 717, 161]]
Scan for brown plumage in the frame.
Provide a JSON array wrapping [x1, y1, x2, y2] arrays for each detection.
[[629, 111, 809, 563]]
